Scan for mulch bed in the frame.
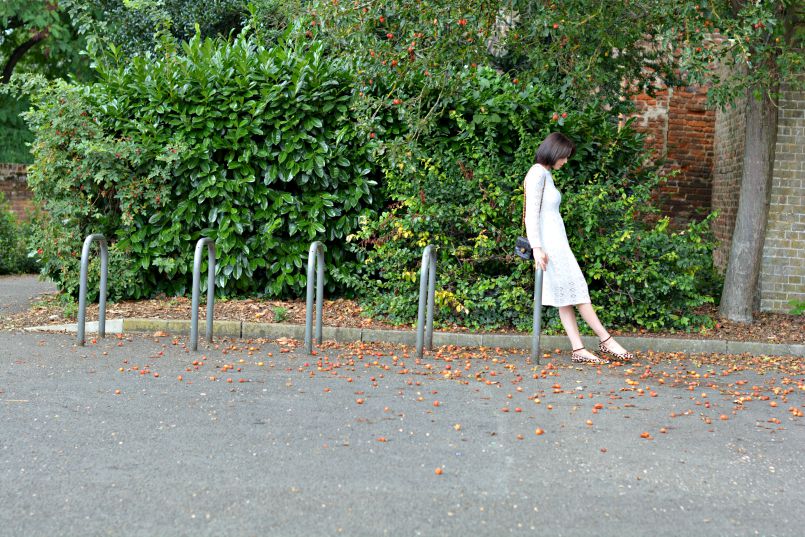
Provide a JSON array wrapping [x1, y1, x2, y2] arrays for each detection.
[[619, 305, 803, 345], [2, 291, 802, 345]]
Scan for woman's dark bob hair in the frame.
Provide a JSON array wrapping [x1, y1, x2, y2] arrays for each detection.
[[534, 132, 576, 167]]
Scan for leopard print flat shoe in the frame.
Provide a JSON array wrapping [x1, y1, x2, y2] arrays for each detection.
[[598, 336, 634, 362], [571, 347, 610, 365]]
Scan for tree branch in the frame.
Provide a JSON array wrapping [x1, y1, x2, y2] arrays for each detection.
[[1, 29, 49, 84]]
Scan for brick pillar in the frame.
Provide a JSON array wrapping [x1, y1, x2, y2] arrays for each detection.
[[711, 97, 746, 271], [758, 83, 805, 313]]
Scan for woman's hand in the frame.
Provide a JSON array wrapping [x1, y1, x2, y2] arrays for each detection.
[[533, 247, 549, 271]]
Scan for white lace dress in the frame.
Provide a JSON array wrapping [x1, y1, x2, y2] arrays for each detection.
[[524, 163, 591, 307]]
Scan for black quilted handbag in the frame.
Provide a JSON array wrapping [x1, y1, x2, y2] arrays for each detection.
[[515, 236, 532, 260]]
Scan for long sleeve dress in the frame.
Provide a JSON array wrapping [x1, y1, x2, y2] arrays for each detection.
[[524, 163, 591, 307]]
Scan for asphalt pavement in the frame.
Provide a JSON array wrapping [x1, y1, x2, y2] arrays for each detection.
[[0, 275, 56, 316], [1, 329, 803, 537]]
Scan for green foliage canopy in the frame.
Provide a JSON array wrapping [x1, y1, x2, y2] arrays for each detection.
[[20, 0, 736, 332], [0, 0, 86, 163], [307, 0, 802, 113], [72, 0, 269, 55], [0, 0, 85, 83], [25, 32, 377, 300], [334, 66, 720, 332]]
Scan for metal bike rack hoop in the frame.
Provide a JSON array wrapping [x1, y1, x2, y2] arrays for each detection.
[[190, 238, 216, 352], [415, 245, 437, 358], [77, 234, 108, 346], [304, 241, 325, 354]]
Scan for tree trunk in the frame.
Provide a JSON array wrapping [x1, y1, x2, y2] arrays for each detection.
[[718, 88, 779, 322]]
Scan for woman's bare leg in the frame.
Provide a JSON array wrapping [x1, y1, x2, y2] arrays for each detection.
[[558, 305, 600, 360], [576, 303, 609, 340], [577, 302, 630, 355], [558, 306, 584, 349]]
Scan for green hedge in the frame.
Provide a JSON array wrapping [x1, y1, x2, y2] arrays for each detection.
[[24, 24, 721, 332], [334, 67, 721, 332], [25, 33, 377, 300]]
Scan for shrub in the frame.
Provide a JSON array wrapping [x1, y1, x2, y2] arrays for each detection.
[[0, 193, 37, 274], [23, 14, 721, 332], [24, 31, 378, 300], [335, 67, 721, 332]]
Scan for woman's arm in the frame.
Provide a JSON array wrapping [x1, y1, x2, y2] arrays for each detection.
[[524, 165, 545, 247], [524, 165, 548, 270]]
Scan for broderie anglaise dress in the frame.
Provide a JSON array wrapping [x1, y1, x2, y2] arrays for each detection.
[[524, 163, 591, 306]]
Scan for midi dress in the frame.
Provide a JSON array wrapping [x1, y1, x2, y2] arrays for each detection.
[[524, 163, 591, 307]]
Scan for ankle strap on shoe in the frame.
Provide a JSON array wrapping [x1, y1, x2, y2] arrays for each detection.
[[572, 347, 585, 352], [599, 335, 612, 344]]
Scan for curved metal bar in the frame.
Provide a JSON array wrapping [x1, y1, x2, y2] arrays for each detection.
[[532, 267, 544, 365], [304, 241, 325, 354], [77, 234, 108, 346], [190, 238, 216, 352], [415, 245, 437, 358]]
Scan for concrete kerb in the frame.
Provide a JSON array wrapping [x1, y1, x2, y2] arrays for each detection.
[[20, 317, 804, 358], [433, 332, 483, 347], [726, 340, 803, 356], [362, 328, 416, 346], [24, 319, 124, 335], [124, 318, 241, 338], [242, 322, 304, 340], [790, 344, 805, 356], [614, 336, 728, 354]]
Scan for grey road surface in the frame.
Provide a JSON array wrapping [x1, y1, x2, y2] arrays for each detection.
[[0, 275, 56, 316], [0, 330, 803, 537]]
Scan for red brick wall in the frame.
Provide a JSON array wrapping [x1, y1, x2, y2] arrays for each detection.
[[630, 86, 716, 225], [0, 163, 34, 221]]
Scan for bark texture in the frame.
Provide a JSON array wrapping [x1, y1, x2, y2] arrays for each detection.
[[719, 89, 779, 322]]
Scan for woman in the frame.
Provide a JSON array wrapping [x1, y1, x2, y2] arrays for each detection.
[[524, 132, 633, 364]]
